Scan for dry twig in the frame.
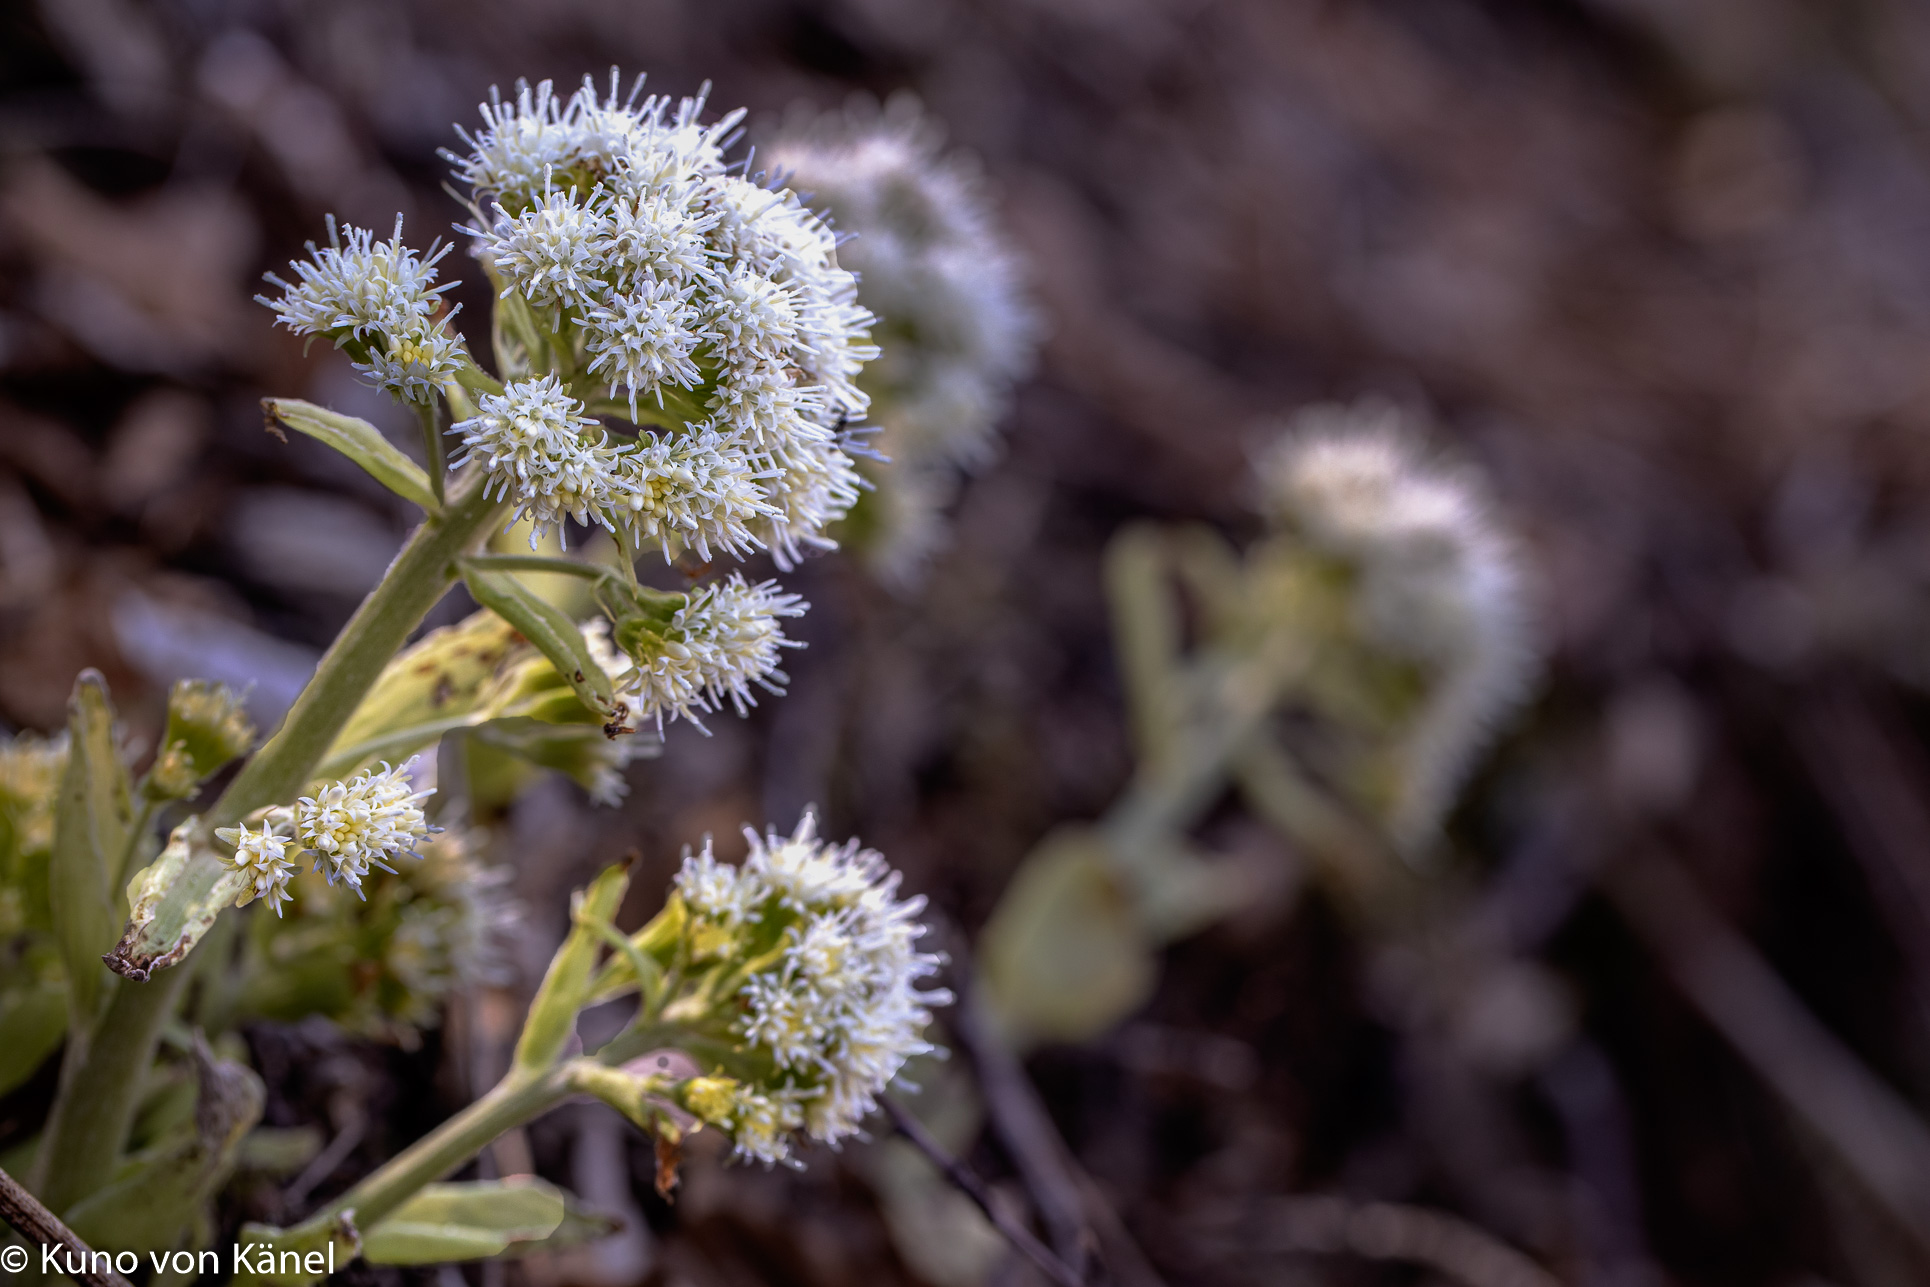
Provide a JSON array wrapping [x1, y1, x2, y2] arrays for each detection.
[[954, 982, 1096, 1276], [0, 1165, 134, 1287], [1605, 850, 1930, 1262], [880, 1096, 1085, 1287]]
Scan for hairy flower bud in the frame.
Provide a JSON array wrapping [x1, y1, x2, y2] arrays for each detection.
[[147, 679, 255, 802]]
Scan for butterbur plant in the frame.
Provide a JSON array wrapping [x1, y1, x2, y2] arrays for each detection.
[[978, 397, 1539, 1046], [0, 69, 952, 1282]]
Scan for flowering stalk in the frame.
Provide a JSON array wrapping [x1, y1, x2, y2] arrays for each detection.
[[240, 816, 945, 1282], [21, 68, 905, 1261], [211, 473, 505, 830], [978, 401, 1541, 1048], [36, 472, 507, 1216]]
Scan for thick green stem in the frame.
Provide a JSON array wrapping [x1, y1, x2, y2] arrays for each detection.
[[297, 1069, 569, 1235], [31, 968, 187, 1214], [210, 474, 505, 829], [38, 472, 506, 1217], [1101, 641, 1307, 876], [414, 399, 446, 506]]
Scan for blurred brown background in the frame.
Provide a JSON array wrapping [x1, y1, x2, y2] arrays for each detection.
[[11, 1, 1930, 1284]]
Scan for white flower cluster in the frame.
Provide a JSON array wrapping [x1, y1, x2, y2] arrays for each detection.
[[1257, 399, 1538, 845], [584, 573, 806, 733], [217, 760, 438, 913], [449, 73, 878, 568], [452, 374, 771, 558], [218, 821, 297, 917], [452, 374, 610, 540], [259, 216, 467, 403], [671, 812, 949, 1164], [296, 760, 439, 892], [764, 97, 1039, 584]]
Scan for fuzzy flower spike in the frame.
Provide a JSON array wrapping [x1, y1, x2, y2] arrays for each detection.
[[292, 759, 440, 897], [668, 812, 950, 1165]]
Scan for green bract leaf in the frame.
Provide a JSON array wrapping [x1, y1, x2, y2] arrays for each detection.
[[461, 561, 623, 727], [977, 827, 1156, 1047], [515, 861, 631, 1072], [49, 670, 132, 1030], [318, 610, 530, 779], [106, 819, 248, 981], [362, 1176, 619, 1264], [264, 397, 440, 513]]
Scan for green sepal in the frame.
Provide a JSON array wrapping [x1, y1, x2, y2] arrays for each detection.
[[461, 561, 623, 727], [105, 819, 248, 981], [361, 1176, 618, 1264], [48, 670, 132, 1031], [515, 861, 632, 1072], [263, 398, 440, 513]]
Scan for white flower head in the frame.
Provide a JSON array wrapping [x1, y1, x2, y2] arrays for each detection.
[[258, 215, 466, 404], [294, 759, 439, 897], [214, 818, 297, 917], [453, 375, 615, 545], [1257, 398, 1539, 847], [589, 573, 807, 733], [483, 183, 612, 314], [449, 73, 877, 562], [607, 427, 773, 563], [671, 811, 949, 1163], [584, 277, 707, 417]]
